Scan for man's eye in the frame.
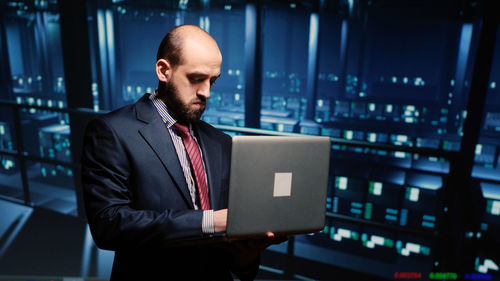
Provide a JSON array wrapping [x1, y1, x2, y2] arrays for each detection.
[[189, 78, 202, 83]]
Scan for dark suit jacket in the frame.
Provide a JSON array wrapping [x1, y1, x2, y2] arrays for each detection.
[[81, 94, 257, 280]]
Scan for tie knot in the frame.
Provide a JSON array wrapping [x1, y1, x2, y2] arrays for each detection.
[[173, 123, 190, 138]]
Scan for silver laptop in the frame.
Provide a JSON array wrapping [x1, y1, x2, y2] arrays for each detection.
[[164, 135, 330, 246], [226, 135, 331, 237]]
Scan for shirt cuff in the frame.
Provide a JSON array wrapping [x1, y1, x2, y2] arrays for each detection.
[[202, 210, 215, 234]]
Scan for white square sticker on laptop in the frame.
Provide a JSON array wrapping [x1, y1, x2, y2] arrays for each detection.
[[273, 172, 292, 197]]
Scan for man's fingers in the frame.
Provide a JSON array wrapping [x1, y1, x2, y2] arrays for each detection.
[[266, 232, 275, 239]]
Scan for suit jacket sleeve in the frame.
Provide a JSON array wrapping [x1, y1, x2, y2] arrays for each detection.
[[81, 117, 204, 250]]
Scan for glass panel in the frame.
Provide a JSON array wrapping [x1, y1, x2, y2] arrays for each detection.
[[27, 160, 77, 216], [260, 2, 310, 132], [476, 23, 500, 177], [0, 104, 23, 202], [74, 1, 496, 279], [21, 105, 75, 215], [475, 22, 500, 281], [316, 15, 342, 124], [20, 106, 70, 159], [1, 3, 71, 211], [0, 154, 23, 202], [89, 0, 247, 125], [0, 105, 18, 152], [2, 1, 67, 102], [203, 6, 246, 127], [317, 12, 472, 153], [257, 1, 480, 279]]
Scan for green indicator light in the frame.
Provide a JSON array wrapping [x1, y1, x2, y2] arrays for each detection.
[[364, 203, 372, 220], [386, 239, 394, 248], [351, 232, 359, 240]]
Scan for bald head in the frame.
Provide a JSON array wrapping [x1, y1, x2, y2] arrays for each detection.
[[156, 25, 221, 68], [155, 25, 222, 124]]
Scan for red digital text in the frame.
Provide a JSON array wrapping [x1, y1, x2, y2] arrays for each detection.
[[394, 272, 422, 279]]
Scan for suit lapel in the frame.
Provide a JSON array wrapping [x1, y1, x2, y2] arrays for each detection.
[[194, 123, 222, 210], [135, 95, 194, 208]]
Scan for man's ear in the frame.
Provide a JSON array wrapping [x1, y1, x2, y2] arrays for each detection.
[[156, 59, 171, 83]]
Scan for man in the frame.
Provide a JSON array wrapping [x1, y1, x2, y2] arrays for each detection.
[[81, 25, 276, 280]]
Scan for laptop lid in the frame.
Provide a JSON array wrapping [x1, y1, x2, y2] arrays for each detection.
[[226, 135, 331, 237]]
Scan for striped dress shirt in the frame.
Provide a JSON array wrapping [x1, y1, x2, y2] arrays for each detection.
[[149, 93, 214, 234]]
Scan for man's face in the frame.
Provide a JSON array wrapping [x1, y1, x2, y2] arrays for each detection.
[[162, 81, 205, 124], [161, 36, 222, 124]]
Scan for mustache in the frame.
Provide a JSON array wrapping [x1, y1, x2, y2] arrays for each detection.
[[193, 96, 207, 104]]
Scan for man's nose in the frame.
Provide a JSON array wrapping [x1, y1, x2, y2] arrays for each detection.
[[197, 80, 211, 99]]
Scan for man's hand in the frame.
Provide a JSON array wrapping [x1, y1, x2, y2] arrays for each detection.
[[214, 209, 228, 232]]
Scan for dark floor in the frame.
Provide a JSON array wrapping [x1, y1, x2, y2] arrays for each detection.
[[0, 200, 394, 281]]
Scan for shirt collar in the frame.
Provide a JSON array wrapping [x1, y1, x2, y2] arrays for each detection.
[[149, 91, 193, 132], [149, 91, 177, 128]]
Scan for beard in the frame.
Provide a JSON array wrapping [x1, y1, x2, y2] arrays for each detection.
[[159, 82, 206, 124]]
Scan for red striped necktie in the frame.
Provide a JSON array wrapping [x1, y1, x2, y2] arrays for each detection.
[[173, 123, 211, 210]]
